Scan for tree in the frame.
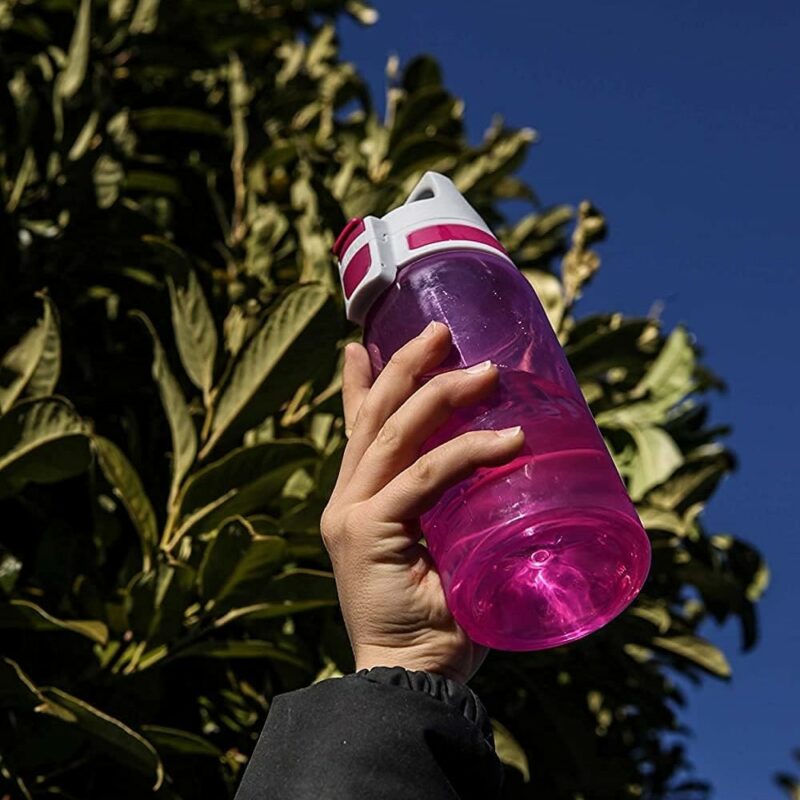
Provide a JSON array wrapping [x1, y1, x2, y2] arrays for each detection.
[[0, 1, 769, 797], [776, 750, 800, 800]]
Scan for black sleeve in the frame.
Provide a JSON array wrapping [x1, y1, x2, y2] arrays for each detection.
[[233, 666, 504, 800]]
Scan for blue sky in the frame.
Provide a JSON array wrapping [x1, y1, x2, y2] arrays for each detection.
[[338, 1, 800, 796]]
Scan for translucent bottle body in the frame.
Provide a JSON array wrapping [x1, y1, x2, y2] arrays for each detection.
[[363, 249, 651, 651]]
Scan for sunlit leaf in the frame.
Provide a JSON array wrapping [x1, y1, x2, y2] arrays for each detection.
[[651, 634, 732, 678], [0, 294, 60, 412], [491, 718, 530, 782], [54, 0, 91, 101], [627, 425, 683, 501]]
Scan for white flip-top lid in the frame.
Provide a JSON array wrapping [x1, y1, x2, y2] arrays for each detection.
[[332, 171, 511, 325]]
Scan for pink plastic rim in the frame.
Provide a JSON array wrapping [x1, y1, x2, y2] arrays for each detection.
[[342, 243, 372, 299], [407, 223, 506, 254]]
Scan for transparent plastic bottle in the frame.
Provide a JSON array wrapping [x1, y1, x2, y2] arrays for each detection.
[[332, 172, 651, 651]]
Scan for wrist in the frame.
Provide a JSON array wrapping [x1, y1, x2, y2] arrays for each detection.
[[354, 647, 469, 684]]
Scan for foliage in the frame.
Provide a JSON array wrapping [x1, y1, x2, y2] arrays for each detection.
[[0, 1, 769, 798], [776, 750, 800, 800]]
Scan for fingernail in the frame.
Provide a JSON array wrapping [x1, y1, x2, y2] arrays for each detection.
[[495, 425, 522, 438], [420, 321, 439, 338], [466, 359, 492, 374]]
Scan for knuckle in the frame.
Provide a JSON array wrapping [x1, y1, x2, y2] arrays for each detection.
[[375, 418, 402, 448], [353, 396, 377, 428], [411, 455, 436, 485], [321, 503, 365, 550], [387, 348, 413, 372], [426, 373, 454, 404]]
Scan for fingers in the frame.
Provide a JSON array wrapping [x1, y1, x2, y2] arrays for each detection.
[[335, 321, 452, 490], [344, 360, 501, 502], [366, 427, 525, 524], [341, 342, 373, 438]]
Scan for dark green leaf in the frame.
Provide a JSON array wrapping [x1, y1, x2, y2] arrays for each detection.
[[199, 517, 288, 610], [0, 599, 108, 645], [0, 397, 90, 497], [133, 312, 197, 510], [171, 440, 316, 541], [93, 436, 159, 570], [41, 687, 164, 789], [175, 639, 309, 670], [141, 725, 223, 757], [131, 108, 225, 135], [165, 261, 218, 399], [202, 284, 337, 457]]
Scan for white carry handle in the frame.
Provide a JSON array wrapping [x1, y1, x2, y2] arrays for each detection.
[[333, 171, 511, 325]]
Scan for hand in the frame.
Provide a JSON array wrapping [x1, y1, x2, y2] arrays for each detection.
[[320, 321, 526, 684]]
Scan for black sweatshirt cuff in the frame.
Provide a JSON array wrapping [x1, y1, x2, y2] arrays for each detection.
[[353, 665, 496, 749], [234, 665, 504, 799]]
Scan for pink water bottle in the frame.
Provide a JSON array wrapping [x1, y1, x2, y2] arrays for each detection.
[[332, 172, 651, 651]]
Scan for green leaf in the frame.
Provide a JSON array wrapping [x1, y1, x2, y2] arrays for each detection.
[[93, 154, 125, 208], [41, 687, 164, 789], [647, 451, 732, 511], [131, 108, 225, 135], [344, 0, 378, 25], [93, 436, 159, 570], [0, 547, 22, 594], [165, 261, 218, 400], [199, 517, 288, 610], [133, 312, 197, 510], [0, 657, 72, 721], [454, 128, 537, 194], [141, 725, 223, 757], [627, 425, 683, 501], [175, 639, 309, 670], [491, 719, 530, 782], [126, 561, 195, 645], [172, 440, 317, 540], [0, 294, 61, 413], [129, 0, 160, 34], [202, 284, 337, 457], [632, 326, 696, 408], [651, 634, 731, 678], [0, 397, 90, 497], [54, 0, 91, 100], [27, 294, 61, 398], [0, 599, 108, 645], [213, 568, 338, 628]]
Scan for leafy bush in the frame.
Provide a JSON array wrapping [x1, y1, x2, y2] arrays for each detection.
[[0, 1, 769, 797]]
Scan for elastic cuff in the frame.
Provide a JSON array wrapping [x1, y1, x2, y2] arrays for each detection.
[[352, 665, 495, 749]]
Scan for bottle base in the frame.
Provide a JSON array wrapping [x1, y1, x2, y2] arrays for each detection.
[[444, 507, 651, 651]]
